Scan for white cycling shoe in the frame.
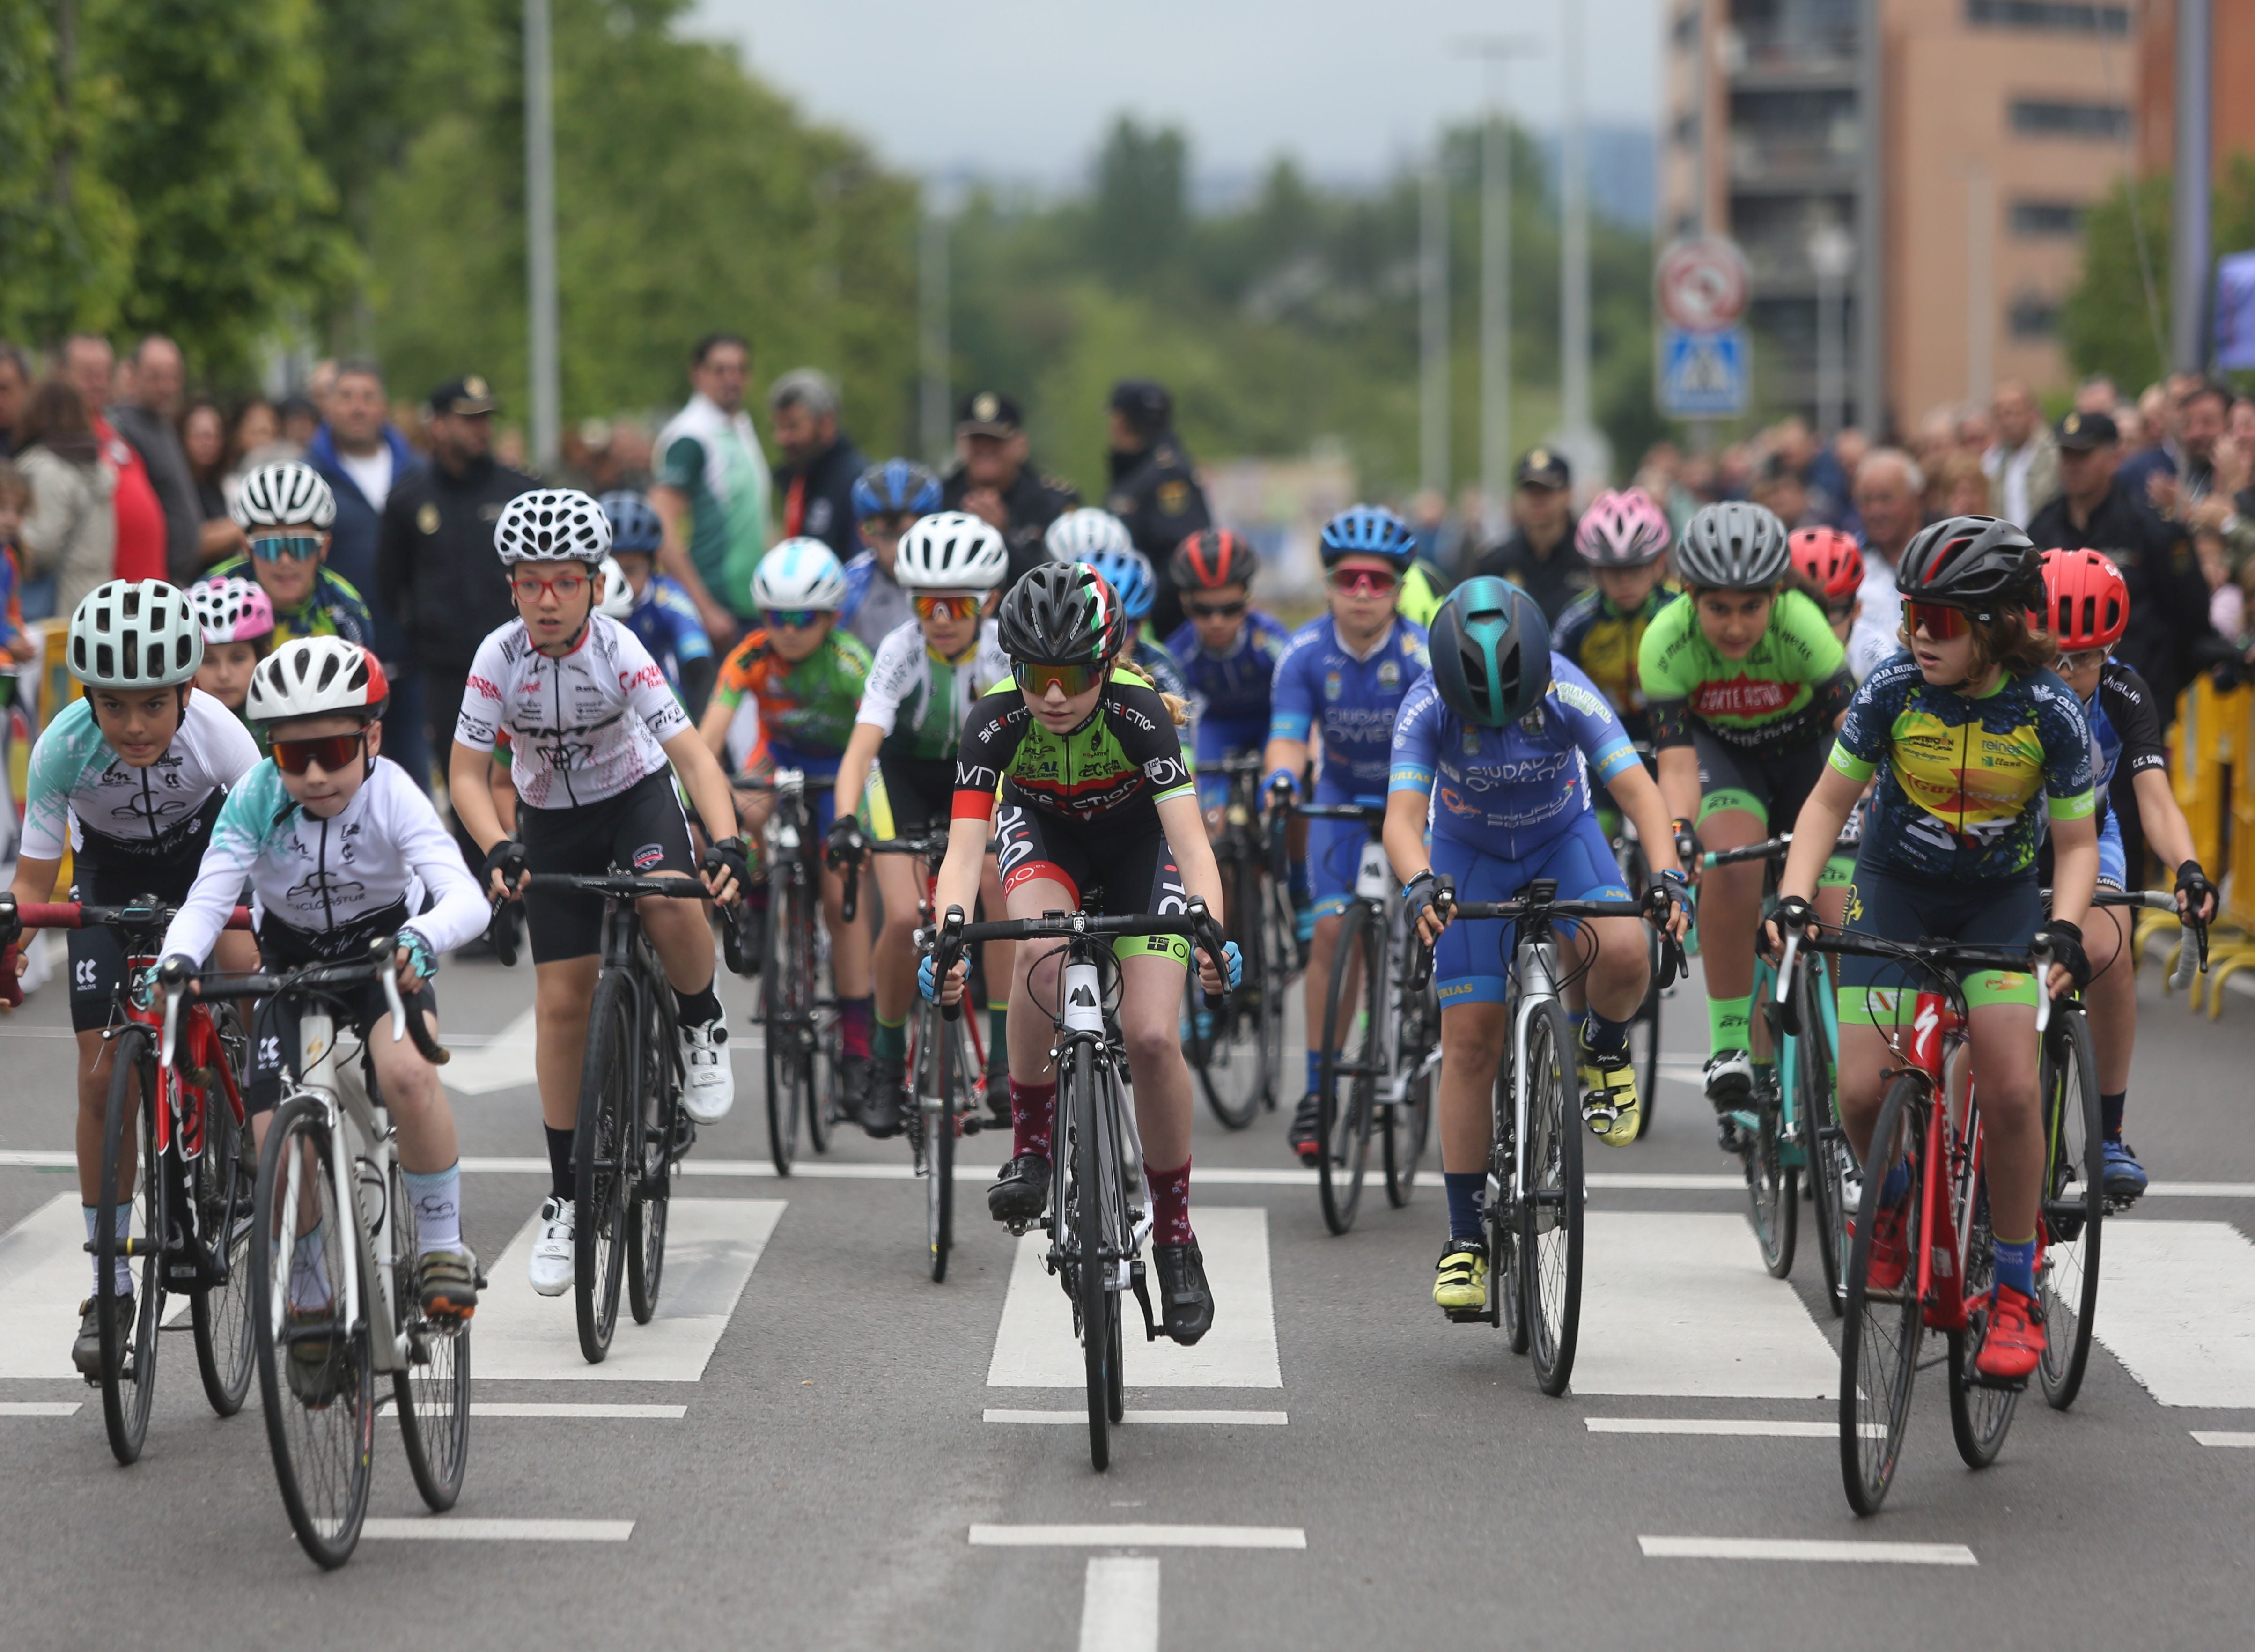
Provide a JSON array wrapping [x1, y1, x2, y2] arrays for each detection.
[[527, 1197, 575, 1297], [680, 1018, 734, 1125]]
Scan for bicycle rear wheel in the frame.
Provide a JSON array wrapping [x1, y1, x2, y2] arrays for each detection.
[[1191, 850, 1271, 1130], [1521, 998, 1584, 1395], [1385, 966, 1436, 1208], [763, 876, 812, 1174], [393, 1158, 471, 1511], [1745, 1060, 1797, 1279], [1948, 1173, 2017, 1468], [97, 1029, 163, 1465], [1067, 1041, 1113, 1471], [1316, 901, 1380, 1234], [573, 971, 635, 1364], [1839, 1075, 1928, 1516], [191, 1076, 257, 1417], [1798, 968, 1848, 1317], [627, 996, 674, 1325], [924, 1007, 958, 1283], [2037, 1005, 2104, 1410], [251, 1093, 375, 1570]]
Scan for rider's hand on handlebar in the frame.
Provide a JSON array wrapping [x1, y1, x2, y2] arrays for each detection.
[[0, 892, 20, 952], [393, 929, 436, 1001], [919, 950, 968, 1006], [1198, 940, 1243, 996], [2177, 859, 2219, 925], [1645, 871, 1691, 941], [156, 953, 201, 998], [2035, 919, 2089, 1000], [1759, 892, 1817, 961], [700, 835, 750, 904], [481, 839, 529, 902], [824, 817, 866, 867], [1672, 818, 1703, 886], [1403, 870, 1452, 944]]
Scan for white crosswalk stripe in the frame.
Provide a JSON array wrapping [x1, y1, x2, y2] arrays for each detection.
[[2096, 1219, 2255, 1408], [0, 1195, 93, 1380]]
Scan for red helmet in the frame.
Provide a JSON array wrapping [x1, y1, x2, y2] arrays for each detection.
[[1789, 527, 1864, 602], [2037, 547, 2128, 650], [1171, 528, 1258, 592]]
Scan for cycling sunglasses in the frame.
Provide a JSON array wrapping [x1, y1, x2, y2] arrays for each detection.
[[1902, 598, 1972, 640], [912, 593, 984, 622], [1328, 567, 1399, 597], [766, 608, 825, 630], [1186, 599, 1250, 620], [272, 732, 364, 776], [249, 534, 324, 563], [511, 570, 589, 600], [2060, 646, 2109, 673], [1825, 598, 1857, 624], [1015, 660, 1104, 699]]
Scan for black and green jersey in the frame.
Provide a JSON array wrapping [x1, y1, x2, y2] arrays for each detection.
[[951, 669, 1194, 825]]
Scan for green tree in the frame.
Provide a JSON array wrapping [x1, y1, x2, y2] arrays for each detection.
[[1089, 117, 1189, 287], [0, 0, 135, 347], [2061, 155, 2255, 391]]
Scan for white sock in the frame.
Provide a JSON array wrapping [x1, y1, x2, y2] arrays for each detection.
[[403, 1163, 462, 1254], [287, 1220, 333, 1312], [84, 1203, 132, 1295]]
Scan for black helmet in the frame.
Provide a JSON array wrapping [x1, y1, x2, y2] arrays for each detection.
[[1674, 501, 1792, 591], [1429, 577, 1552, 728], [997, 561, 1127, 667], [1897, 515, 2043, 617]]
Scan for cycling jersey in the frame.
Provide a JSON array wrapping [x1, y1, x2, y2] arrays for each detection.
[[1164, 609, 1291, 737], [1389, 657, 1641, 860], [622, 574, 715, 691], [1638, 588, 1851, 755], [859, 619, 1009, 763], [952, 671, 1194, 826], [455, 614, 689, 810], [711, 627, 870, 778], [2081, 659, 2167, 812], [22, 692, 261, 867], [1397, 559, 1449, 628], [839, 551, 913, 655], [158, 755, 486, 967], [1133, 634, 1191, 705], [206, 557, 374, 651], [1830, 655, 2094, 883], [1269, 616, 1431, 798], [1552, 585, 1681, 744]]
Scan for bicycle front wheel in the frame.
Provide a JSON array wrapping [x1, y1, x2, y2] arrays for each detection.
[[924, 1005, 958, 1283], [97, 1029, 164, 1464], [190, 1078, 257, 1417], [1746, 1066, 1798, 1279], [1066, 1040, 1113, 1471], [627, 993, 674, 1325], [1798, 967, 1848, 1317], [573, 971, 635, 1364], [1520, 998, 1584, 1396], [2037, 1004, 2104, 1410], [393, 1158, 471, 1511], [1385, 970, 1436, 1207], [1839, 1075, 1927, 1516], [1316, 901, 1380, 1234], [763, 876, 813, 1173], [1947, 1172, 2017, 1469], [251, 1092, 375, 1570], [1192, 850, 1271, 1130]]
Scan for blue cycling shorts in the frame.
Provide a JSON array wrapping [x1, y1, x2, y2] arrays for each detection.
[[1430, 810, 1630, 1009], [1196, 716, 1267, 809], [2097, 808, 2126, 891]]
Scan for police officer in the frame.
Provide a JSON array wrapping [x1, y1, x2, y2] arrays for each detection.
[[1105, 379, 1212, 635], [940, 389, 1078, 590]]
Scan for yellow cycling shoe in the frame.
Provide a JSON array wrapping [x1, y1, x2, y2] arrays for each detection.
[[1579, 1025, 1642, 1147], [1433, 1235, 1489, 1317]]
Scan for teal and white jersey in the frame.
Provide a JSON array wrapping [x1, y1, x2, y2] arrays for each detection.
[[655, 391, 772, 621], [856, 618, 1010, 762], [21, 692, 259, 865]]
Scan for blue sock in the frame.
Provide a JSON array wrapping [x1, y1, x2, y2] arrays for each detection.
[[1443, 1172, 1486, 1242], [1288, 860, 1310, 905], [1879, 1161, 1910, 1208], [1584, 1007, 1630, 1058], [1991, 1237, 2036, 1298], [1305, 1049, 1325, 1096], [2101, 1090, 2126, 1140]]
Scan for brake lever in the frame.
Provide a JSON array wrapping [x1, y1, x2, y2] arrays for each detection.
[[161, 985, 183, 1070]]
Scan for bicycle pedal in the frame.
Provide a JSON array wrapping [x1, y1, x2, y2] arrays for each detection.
[[1005, 1217, 1033, 1238], [1443, 1305, 1489, 1325], [1969, 1367, 2029, 1394]]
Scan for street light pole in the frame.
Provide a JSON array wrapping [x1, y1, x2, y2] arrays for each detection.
[[2173, 0, 2212, 371], [1809, 221, 1854, 441], [524, 0, 560, 473], [1458, 36, 1539, 539], [1420, 141, 1450, 502], [1559, 0, 1594, 470]]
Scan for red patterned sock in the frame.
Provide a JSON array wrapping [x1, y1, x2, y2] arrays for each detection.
[[1145, 1158, 1194, 1246], [1010, 1080, 1056, 1162]]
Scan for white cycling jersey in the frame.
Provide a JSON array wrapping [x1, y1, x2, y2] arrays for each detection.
[[159, 756, 487, 967], [455, 614, 689, 809], [855, 619, 1010, 761], [21, 692, 261, 866]]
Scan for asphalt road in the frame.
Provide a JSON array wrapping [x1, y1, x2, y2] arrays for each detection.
[[3, 932, 2254, 1650]]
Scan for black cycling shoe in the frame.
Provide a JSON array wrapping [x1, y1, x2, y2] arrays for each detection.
[[1287, 1092, 1324, 1165], [1152, 1241, 1215, 1345], [860, 1060, 906, 1138], [72, 1294, 133, 1379], [987, 1153, 1051, 1224], [985, 1064, 1011, 1125], [838, 1054, 874, 1125]]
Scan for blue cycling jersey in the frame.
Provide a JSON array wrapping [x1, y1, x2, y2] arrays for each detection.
[[1269, 616, 1430, 799], [1390, 656, 1641, 859], [623, 574, 713, 691], [1165, 610, 1291, 731]]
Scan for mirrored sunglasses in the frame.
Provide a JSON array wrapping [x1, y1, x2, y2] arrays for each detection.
[[250, 534, 324, 562], [1015, 660, 1104, 699], [272, 732, 364, 776]]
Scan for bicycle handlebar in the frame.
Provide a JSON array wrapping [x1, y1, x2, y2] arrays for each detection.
[[159, 934, 449, 1069], [925, 899, 1232, 1022], [489, 874, 715, 968], [1294, 803, 1386, 824], [1406, 879, 1688, 993], [15, 901, 251, 932], [1780, 925, 2056, 1038], [2083, 886, 2206, 990]]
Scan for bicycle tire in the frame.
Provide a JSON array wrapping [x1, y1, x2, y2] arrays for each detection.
[[1486, 1070, 1528, 1351], [1947, 1173, 2017, 1468], [1068, 1039, 1112, 1471], [1316, 901, 1380, 1234], [1746, 1063, 1798, 1279], [800, 871, 835, 1154], [393, 1156, 471, 1511], [1385, 967, 1436, 1208], [627, 989, 674, 1325], [1192, 850, 1269, 1130], [763, 875, 809, 1174], [1799, 966, 1848, 1317], [573, 971, 635, 1364], [1521, 997, 1584, 1396], [926, 1004, 957, 1283], [1839, 1074, 1927, 1516], [96, 1028, 163, 1464], [251, 1092, 375, 1570], [2037, 1004, 2104, 1410], [191, 1023, 257, 1416]]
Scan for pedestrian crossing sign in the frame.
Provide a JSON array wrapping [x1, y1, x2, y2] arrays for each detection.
[[1658, 324, 1750, 419]]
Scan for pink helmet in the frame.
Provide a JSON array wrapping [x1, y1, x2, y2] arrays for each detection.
[[1573, 488, 1673, 567], [189, 576, 276, 646]]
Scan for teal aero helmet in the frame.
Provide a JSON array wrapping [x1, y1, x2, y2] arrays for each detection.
[[1429, 577, 1551, 728]]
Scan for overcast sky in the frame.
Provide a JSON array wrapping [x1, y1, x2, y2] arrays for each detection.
[[689, 0, 1663, 191]]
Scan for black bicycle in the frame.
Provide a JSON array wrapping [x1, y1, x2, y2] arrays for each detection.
[[739, 768, 848, 1173], [1183, 754, 1297, 1129]]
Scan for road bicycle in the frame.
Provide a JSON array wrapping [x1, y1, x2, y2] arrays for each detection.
[[926, 897, 1230, 1472], [1297, 803, 1438, 1232], [170, 938, 467, 1568], [740, 768, 843, 1173], [1603, 766, 1666, 1128], [1182, 754, 1297, 1129], [15, 899, 255, 1465], [501, 873, 708, 1362], [1419, 879, 1683, 1396]]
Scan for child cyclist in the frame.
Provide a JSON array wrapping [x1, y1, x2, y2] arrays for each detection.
[[0, 581, 262, 1372], [154, 638, 490, 1324], [1766, 516, 2097, 1383], [1262, 505, 1431, 1165], [839, 459, 943, 652], [1639, 501, 1855, 1121], [1387, 580, 1688, 1313], [828, 511, 1013, 1136], [188, 575, 278, 730], [698, 538, 876, 1114], [1551, 488, 1680, 755], [1790, 525, 1893, 683], [1163, 529, 1292, 813], [447, 489, 749, 1299], [209, 463, 375, 650], [597, 490, 717, 719], [2034, 548, 2217, 1201], [923, 562, 1238, 1344]]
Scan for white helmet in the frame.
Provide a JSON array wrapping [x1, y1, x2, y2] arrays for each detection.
[[1044, 507, 1133, 564], [246, 637, 390, 724], [494, 487, 611, 564], [896, 511, 1008, 591], [752, 538, 847, 612], [596, 556, 635, 618], [231, 461, 336, 532], [68, 580, 203, 689]]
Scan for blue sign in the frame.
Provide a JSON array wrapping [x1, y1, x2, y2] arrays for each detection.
[[2216, 251, 2255, 371], [1658, 324, 1750, 419]]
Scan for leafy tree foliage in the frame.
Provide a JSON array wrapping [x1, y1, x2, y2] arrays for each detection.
[[2062, 157, 2255, 392]]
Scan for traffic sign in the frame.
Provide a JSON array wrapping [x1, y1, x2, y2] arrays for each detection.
[[1657, 324, 1749, 419], [1656, 237, 1750, 332]]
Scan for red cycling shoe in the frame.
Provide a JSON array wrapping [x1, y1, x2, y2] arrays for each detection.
[[1851, 1201, 1910, 1291], [1975, 1283, 2046, 1382]]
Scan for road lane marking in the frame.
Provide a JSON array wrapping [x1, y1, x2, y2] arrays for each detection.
[[2191, 1431, 2255, 1447], [434, 1007, 537, 1096], [1081, 1557, 1159, 1652], [1586, 1417, 1881, 1438], [984, 1408, 1287, 1425], [1570, 1212, 1838, 1398], [471, 1199, 783, 1381], [0, 1401, 80, 1416], [377, 1401, 686, 1419], [2097, 1221, 2255, 1407], [0, 1194, 98, 1379], [362, 1518, 634, 1541], [970, 1524, 1305, 1549], [986, 1207, 1278, 1389], [1639, 1536, 1975, 1564]]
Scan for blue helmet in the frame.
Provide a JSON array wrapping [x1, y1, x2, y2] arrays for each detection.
[[1428, 576, 1551, 728], [852, 458, 943, 522], [1319, 503, 1418, 568], [598, 490, 663, 556], [1084, 546, 1156, 621]]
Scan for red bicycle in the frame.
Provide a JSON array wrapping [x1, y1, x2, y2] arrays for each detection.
[[12, 899, 253, 1463]]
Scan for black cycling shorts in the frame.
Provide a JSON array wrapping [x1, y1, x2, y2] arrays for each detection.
[[871, 754, 956, 840], [1834, 861, 2043, 1024], [245, 976, 438, 1114], [519, 769, 698, 963], [1692, 727, 1831, 833], [66, 851, 209, 1035], [992, 800, 1190, 966]]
